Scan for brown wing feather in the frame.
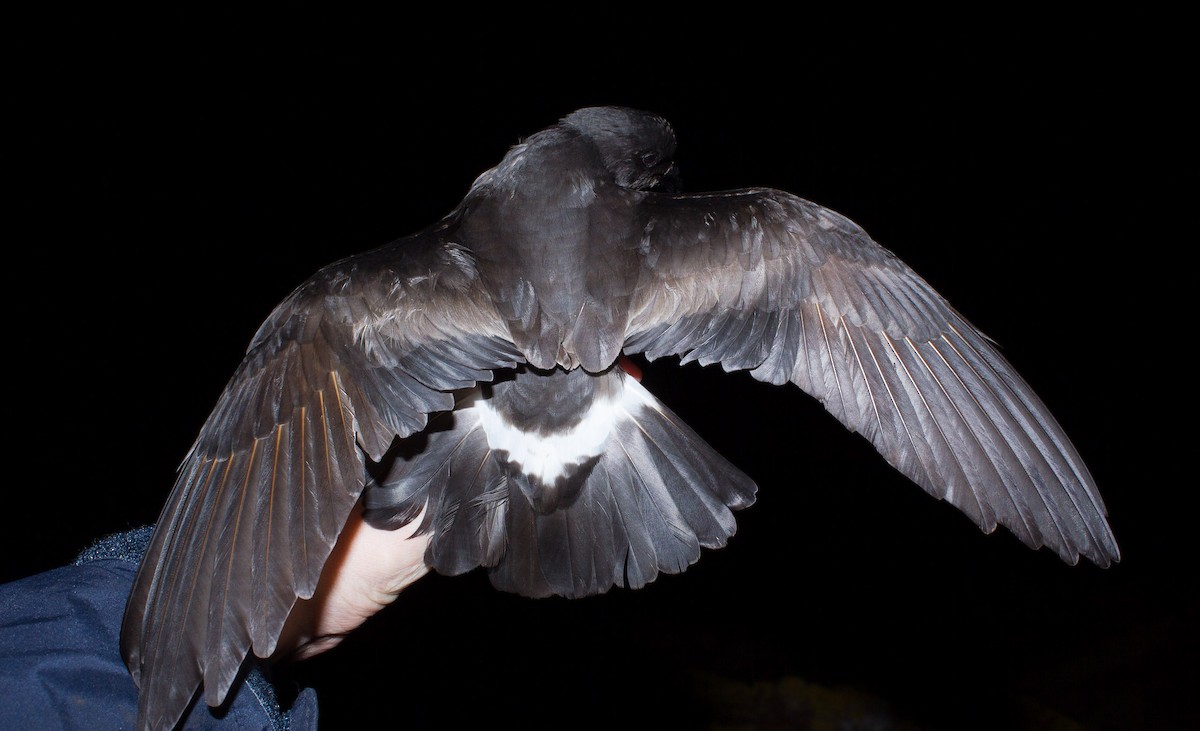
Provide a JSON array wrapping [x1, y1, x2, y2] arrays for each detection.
[[624, 188, 1118, 567], [121, 230, 520, 730]]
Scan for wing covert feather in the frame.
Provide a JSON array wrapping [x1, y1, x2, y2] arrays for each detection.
[[625, 188, 1118, 567], [121, 231, 520, 730]]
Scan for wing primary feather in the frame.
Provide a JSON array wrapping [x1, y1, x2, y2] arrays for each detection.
[[933, 324, 1115, 562], [816, 302, 851, 421], [205, 439, 260, 705], [921, 336, 1063, 544], [264, 427, 282, 579], [252, 423, 294, 654], [849, 328, 933, 485], [127, 115, 1121, 729], [887, 334, 1005, 530], [840, 318, 890, 447], [946, 320, 1100, 509], [902, 335, 1043, 543], [297, 406, 309, 580], [316, 390, 333, 493]]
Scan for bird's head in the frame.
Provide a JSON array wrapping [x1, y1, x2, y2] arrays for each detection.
[[562, 106, 680, 192]]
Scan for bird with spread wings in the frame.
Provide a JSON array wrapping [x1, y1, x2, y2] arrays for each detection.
[[121, 106, 1119, 730]]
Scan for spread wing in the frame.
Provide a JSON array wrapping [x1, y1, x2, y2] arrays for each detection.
[[120, 227, 521, 731], [624, 188, 1119, 566]]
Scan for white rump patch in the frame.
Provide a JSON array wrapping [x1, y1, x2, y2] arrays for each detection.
[[475, 376, 646, 484]]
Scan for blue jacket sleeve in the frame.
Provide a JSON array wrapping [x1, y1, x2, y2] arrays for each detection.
[[0, 528, 318, 731]]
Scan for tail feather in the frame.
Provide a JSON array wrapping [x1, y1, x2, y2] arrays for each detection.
[[363, 370, 757, 599]]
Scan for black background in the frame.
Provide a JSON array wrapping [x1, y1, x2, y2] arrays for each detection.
[[6, 15, 1192, 731]]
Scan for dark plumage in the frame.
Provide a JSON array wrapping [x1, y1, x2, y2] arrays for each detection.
[[121, 106, 1119, 730]]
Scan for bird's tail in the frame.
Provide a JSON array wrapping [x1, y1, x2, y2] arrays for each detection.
[[362, 368, 758, 599]]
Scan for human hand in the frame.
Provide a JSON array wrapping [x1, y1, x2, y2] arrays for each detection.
[[272, 503, 430, 662], [272, 356, 642, 662]]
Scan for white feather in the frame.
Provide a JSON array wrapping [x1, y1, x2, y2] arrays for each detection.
[[475, 377, 645, 483]]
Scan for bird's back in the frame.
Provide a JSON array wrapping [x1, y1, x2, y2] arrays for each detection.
[[458, 127, 642, 371]]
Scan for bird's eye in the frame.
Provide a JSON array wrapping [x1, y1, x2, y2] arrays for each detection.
[[639, 151, 661, 168]]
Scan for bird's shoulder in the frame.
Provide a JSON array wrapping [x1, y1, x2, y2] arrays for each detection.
[[245, 224, 485, 353]]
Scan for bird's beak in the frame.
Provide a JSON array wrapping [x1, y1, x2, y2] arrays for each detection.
[[656, 163, 682, 194]]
